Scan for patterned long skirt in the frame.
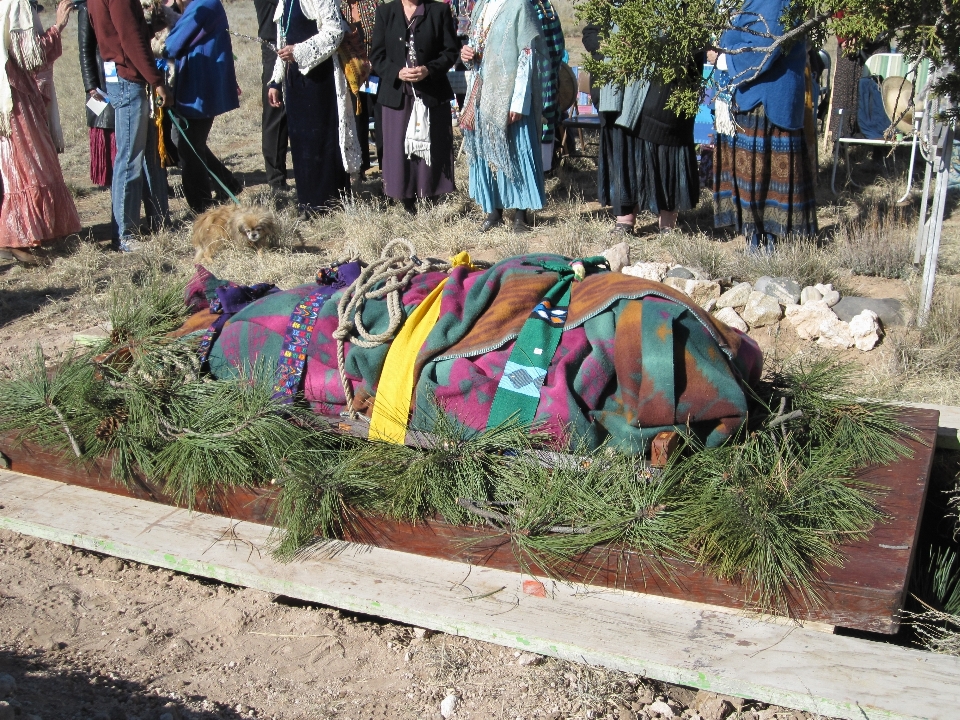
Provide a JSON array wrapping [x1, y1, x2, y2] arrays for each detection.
[[712, 106, 818, 240], [598, 113, 699, 216]]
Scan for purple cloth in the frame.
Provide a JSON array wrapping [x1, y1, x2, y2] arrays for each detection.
[[381, 94, 456, 200]]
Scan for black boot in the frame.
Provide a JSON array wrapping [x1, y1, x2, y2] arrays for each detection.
[[513, 209, 530, 233], [480, 209, 503, 232]]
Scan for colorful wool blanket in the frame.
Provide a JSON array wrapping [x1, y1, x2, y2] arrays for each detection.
[[191, 255, 763, 453]]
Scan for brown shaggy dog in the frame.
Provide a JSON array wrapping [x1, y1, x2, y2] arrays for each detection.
[[191, 205, 281, 263]]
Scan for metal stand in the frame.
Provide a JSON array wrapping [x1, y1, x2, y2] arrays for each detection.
[[916, 124, 954, 327]]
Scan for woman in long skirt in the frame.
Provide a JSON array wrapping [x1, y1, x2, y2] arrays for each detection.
[[460, 0, 546, 233], [267, 0, 362, 213], [0, 0, 81, 263], [594, 62, 700, 234], [711, 0, 817, 252], [370, 0, 459, 212]]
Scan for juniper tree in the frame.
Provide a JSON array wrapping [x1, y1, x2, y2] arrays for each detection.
[[577, 0, 959, 119]]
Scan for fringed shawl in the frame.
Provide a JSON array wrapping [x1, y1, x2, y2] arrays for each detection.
[[463, 0, 544, 180], [0, 0, 44, 136]]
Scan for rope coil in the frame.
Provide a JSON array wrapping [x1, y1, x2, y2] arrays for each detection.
[[334, 239, 451, 415]]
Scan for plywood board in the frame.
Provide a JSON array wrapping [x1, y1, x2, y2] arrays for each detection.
[[1, 470, 959, 720]]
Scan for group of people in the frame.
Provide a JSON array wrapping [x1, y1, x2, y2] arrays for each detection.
[[0, 0, 818, 263]]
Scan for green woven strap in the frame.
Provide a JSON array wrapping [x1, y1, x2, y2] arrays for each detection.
[[486, 257, 608, 430]]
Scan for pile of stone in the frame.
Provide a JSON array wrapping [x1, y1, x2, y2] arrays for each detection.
[[618, 255, 888, 352]]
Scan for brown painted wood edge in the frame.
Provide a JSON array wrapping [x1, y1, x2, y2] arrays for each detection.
[[0, 410, 939, 633]]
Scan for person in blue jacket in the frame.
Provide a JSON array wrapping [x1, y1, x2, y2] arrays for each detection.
[[164, 0, 242, 213], [710, 0, 817, 253]]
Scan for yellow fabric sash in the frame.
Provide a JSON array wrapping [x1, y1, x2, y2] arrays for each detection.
[[368, 253, 476, 443]]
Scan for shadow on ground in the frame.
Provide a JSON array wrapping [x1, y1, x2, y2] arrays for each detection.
[[0, 648, 254, 720], [0, 287, 79, 328]]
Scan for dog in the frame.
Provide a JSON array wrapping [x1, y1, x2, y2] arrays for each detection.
[[191, 205, 281, 263]]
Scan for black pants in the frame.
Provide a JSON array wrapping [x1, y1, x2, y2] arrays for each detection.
[[261, 44, 290, 188], [355, 91, 383, 172], [172, 116, 240, 214]]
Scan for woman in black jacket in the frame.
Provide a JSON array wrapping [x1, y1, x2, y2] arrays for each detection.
[[77, 0, 115, 187], [370, 0, 459, 212]]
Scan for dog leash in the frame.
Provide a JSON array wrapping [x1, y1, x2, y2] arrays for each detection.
[[165, 109, 242, 207]]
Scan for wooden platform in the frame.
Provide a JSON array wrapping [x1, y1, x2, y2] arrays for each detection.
[[2, 469, 959, 720], [0, 408, 940, 634]]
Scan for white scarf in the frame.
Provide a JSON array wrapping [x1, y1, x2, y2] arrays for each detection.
[[0, 0, 44, 136]]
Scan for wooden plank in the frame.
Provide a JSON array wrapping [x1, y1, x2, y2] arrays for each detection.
[[0, 409, 938, 633], [1, 470, 958, 720]]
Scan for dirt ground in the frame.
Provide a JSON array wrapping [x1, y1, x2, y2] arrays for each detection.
[[0, 528, 825, 720]]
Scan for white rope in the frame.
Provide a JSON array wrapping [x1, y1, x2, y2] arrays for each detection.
[[333, 240, 450, 414]]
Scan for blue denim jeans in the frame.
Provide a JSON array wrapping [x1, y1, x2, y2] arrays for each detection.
[[107, 77, 169, 244]]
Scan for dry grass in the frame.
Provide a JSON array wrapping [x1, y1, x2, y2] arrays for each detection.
[[834, 202, 916, 280]]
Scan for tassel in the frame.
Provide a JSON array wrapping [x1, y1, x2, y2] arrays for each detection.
[[715, 93, 737, 137], [156, 107, 171, 168]]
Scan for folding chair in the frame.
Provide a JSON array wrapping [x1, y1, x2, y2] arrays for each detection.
[[830, 54, 930, 202]]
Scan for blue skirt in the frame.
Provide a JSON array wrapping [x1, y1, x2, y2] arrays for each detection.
[[468, 113, 546, 213]]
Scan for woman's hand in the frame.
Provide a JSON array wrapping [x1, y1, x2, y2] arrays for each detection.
[[88, 88, 105, 101], [55, 0, 73, 32], [268, 87, 283, 107], [278, 45, 296, 63], [508, 111, 522, 124], [399, 66, 429, 82], [460, 45, 475, 64]]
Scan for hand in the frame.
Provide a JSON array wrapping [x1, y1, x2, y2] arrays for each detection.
[[278, 45, 296, 63], [706, 49, 718, 65], [155, 84, 172, 108], [399, 66, 429, 82], [236, 83, 242, 97], [268, 87, 283, 108], [508, 111, 522, 124], [460, 46, 475, 63], [55, 0, 73, 31], [88, 89, 105, 101]]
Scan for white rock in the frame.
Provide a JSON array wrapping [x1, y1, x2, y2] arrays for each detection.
[[800, 286, 822, 305], [516, 652, 543, 666], [814, 283, 834, 294], [741, 291, 782, 328], [649, 700, 676, 718], [663, 277, 721, 308], [816, 314, 854, 349], [822, 289, 841, 307], [602, 242, 631, 273], [412, 627, 434, 639], [622, 262, 670, 282], [716, 282, 752, 309], [703, 298, 717, 312], [440, 693, 459, 718], [714, 306, 748, 333], [849, 309, 882, 351], [784, 301, 837, 341]]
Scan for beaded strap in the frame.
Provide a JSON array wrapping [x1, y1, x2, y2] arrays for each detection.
[[272, 289, 331, 401]]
